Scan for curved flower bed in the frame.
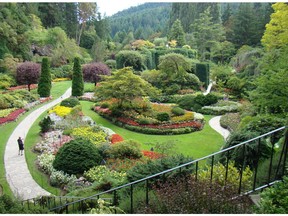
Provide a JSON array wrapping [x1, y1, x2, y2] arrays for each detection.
[[0, 108, 26, 125], [94, 106, 204, 135]]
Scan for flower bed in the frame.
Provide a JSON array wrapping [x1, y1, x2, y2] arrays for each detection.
[[0, 108, 26, 125], [142, 150, 163, 160], [110, 134, 124, 144], [7, 84, 37, 91]]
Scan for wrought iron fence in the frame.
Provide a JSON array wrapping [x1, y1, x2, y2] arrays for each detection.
[[25, 126, 288, 213]]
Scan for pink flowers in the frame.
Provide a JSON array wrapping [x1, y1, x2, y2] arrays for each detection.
[[94, 106, 112, 115], [0, 109, 26, 125]]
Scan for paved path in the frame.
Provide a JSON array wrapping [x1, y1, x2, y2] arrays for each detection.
[[4, 87, 71, 200], [209, 116, 230, 140]]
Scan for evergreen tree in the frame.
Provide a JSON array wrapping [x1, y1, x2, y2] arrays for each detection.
[[169, 19, 186, 46], [64, 3, 78, 39], [72, 57, 84, 96], [37, 58, 51, 97]]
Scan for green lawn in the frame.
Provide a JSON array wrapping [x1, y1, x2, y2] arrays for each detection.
[[80, 101, 225, 159], [0, 81, 71, 196]]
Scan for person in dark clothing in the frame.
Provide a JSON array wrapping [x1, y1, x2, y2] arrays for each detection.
[[17, 137, 24, 156]]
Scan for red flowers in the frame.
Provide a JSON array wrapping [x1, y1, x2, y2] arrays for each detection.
[[142, 150, 163, 160], [111, 134, 124, 144], [94, 106, 112, 115], [0, 109, 26, 125]]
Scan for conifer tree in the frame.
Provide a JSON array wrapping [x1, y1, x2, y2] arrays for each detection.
[[37, 58, 51, 97], [72, 57, 84, 96], [169, 19, 186, 47]]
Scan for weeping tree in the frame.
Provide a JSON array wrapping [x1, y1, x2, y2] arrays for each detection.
[[72, 57, 84, 96], [16, 62, 40, 91], [37, 58, 51, 97]]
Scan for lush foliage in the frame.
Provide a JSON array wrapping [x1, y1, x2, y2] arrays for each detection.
[[39, 116, 54, 133], [256, 176, 288, 213], [0, 109, 26, 125], [53, 138, 103, 175]]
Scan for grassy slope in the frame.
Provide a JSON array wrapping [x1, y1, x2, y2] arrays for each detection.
[[0, 81, 71, 196], [81, 101, 225, 159]]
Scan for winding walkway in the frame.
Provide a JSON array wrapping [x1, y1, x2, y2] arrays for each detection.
[[4, 87, 71, 200], [208, 116, 230, 140]]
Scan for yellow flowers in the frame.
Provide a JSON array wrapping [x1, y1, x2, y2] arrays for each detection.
[[49, 105, 72, 117], [171, 111, 194, 122], [71, 126, 106, 145]]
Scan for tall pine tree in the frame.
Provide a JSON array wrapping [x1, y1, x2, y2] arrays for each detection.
[[72, 57, 84, 96], [169, 19, 186, 46], [37, 58, 51, 97]]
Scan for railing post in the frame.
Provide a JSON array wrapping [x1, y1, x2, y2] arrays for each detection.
[[146, 179, 149, 206], [282, 129, 288, 177], [253, 138, 261, 190], [238, 144, 246, 194], [195, 161, 198, 181], [268, 138, 276, 184], [225, 150, 230, 186], [210, 155, 214, 183], [130, 185, 133, 214]]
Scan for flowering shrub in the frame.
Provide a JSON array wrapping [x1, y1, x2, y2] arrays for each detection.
[[107, 140, 143, 159], [201, 100, 242, 115], [94, 106, 112, 115], [0, 108, 26, 125], [50, 169, 77, 187], [110, 134, 124, 144], [71, 126, 106, 145], [171, 112, 194, 122], [38, 153, 55, 175], [142, 150, 163, 160], [83, 165, 126, 185], [151, 103, 172, 114], [0, 108, 17, 118], [48, 105, 72, 117], [194, 113, 204, 121]]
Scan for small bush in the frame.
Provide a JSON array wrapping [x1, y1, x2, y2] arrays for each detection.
[[39, 116, 54, 133], [53, 138, 103, 175], [171, 106, 185, 116], [100, 102, 109, 108], [177, 94, 195, 110], [60, 97, 80, 108], [107, 140, 143, 159], [156, 112, 170, 122]]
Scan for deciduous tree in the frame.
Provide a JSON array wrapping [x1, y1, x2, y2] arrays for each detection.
[[16, 62, 40, 91], [82, 62, 111, 86]]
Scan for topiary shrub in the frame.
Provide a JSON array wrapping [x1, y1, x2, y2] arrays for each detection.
[[107, 140, 143, 159], [60, 97, 80, 108], [171, 106, 185, 116], [156, 112, 170, 122], [177, 94, 195, 110], [53, 138, 103, 175]]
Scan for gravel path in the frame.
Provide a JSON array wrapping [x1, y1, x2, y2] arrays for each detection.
[[4, 87, 71, 200]]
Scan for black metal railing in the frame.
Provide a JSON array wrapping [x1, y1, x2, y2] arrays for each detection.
[[26, 126, 288, 213]]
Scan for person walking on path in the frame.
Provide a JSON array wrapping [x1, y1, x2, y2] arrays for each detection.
[[17, 137, 24, 156]]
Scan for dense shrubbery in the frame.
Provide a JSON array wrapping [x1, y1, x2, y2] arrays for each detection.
[[53, 138, 103, 175], [200, 100, 241, 115], [60, 97, 80, 108], [126, 154, 194, 182], [0, 194, 49, 213], [107, 140, 143, 159], [39, 116, 53, 133], [0, 89, 38, 109], [133, 176, 252, 214], [256, 176, 288, 214]]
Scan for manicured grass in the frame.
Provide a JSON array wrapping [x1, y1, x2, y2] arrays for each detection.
[[81, 101, 225, 159], [0, 81, 71, 196]]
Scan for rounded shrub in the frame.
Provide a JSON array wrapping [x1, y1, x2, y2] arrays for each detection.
[[171, 106, 185, 116], [53, 138, 103, 175], [60, 97, 80, 108], [107, 140, 143, 159], [156, 112, 170, 122]]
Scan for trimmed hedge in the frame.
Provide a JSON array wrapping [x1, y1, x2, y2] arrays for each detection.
[[195, 63, 209, 88]]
